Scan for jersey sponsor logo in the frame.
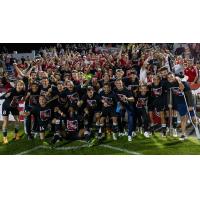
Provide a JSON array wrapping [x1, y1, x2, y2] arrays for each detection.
[[40, 109, 51, 121], [66, 120, 78, 132], [136, 97, 148, 108], [171, 87, 183, 96], [87, 99, 97, 107], [102, 96, 113, 105], [152, 87, 162, 97], [67, 93, 79, 104], [10, 96, 23, 107]]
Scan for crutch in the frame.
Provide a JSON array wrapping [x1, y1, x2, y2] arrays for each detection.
[[183, 92, 200, 139], [168, 88, 173, 135]]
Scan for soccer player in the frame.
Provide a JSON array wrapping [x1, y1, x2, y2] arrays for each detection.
[[149, 75, 167, 137], [78, 86, 101, 142], [167, 72, 195, 141], [0, 80, 26, 144], [160, 67, 178, 137], [24, 82, 41, 139], [98, 83, 118, 141], [23, 95, 53, 143], [114, 79, 136, 142], [135, 84, 151, 138]]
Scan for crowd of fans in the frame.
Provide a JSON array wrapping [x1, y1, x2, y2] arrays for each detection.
[[0, 43, 199, 146]]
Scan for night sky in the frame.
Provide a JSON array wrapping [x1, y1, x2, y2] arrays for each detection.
[[0, 43, 57, 53]]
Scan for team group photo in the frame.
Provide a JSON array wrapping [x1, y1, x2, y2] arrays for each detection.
[[0, 43, 200, 155]]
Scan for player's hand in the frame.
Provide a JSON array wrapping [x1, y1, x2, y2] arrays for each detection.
[[77, 100, 82, 107], [103, 102, 109, 107]]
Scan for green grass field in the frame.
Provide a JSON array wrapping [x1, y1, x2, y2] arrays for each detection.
[[1, 123, 200, 155]]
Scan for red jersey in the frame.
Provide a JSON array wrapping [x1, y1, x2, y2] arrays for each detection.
[[184, 66, 198, 82]]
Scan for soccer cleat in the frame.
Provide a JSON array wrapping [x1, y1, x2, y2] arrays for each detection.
[[13, 133, 20, 141], [144, 131, 150, 138], [3, 137, 8, 144], [128, 136, 132, 142], [112, 132, 117, 141], [42, 141, 49, 146], [179, 135, 187, 141], [88, 137, 99, 147], [172, 128, 178, 137]]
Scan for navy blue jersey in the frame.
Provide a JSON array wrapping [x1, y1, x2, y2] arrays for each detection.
[[99, 90, 117, 108], [167, 81, 190, 104]]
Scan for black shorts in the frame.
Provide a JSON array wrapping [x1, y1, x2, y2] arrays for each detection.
[[38, 121, 49, 132], [2, 102, 19, 116], [148, 99, 165, 112], [101, 107, 117, 118]]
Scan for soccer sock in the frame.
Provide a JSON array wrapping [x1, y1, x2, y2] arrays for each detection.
[[2, 128, 7, 137], [172, 117, 177, 128], [161, 124, 166, 132], [98, 124, 104, 138], [15, 124, 19, 134], [112, 123, 119, 133]]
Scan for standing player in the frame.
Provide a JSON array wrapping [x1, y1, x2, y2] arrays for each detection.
[[135, 84, 151, 137], [167, 72, 195, 140], [0, 80, 26, 144], [114, 79, 136, 142], [98, 83, 118, 141], [24, 82, 41, 139], [149, 75, 167, 137]]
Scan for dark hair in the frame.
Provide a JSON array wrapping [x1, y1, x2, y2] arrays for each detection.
[[159, 67, 168, 72], [103, 83, 111, 87]]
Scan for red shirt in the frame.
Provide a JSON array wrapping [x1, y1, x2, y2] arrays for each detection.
[[184, 66, 198, 82]]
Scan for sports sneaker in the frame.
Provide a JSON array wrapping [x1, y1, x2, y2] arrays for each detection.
[[144, 131, 150, 138], [128, 136, 132, 142], [3, 137, 8, 144], [112, 132, 117, 141], [172, 128, 178, 137], [132, 131, 137, 137], [179, 135, 187, 141]]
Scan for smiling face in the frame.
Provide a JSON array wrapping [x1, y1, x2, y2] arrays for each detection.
[[39, 96, 47, 107], [66, 81, 74, 91], [153, 76, 160, 86], [16, 81, 24, 92], [167, 73, 176, 83]]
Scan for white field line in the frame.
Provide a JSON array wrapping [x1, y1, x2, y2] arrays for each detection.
[[99, 144, 141, 155], [16, 144, 88, 155], [17, 142, 142, 155], [17, 146, 43, 155], [78, 140, 142, 155]]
